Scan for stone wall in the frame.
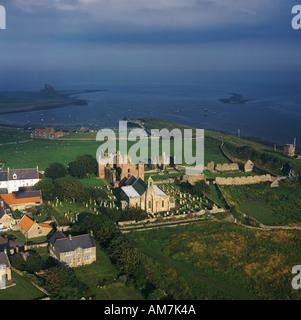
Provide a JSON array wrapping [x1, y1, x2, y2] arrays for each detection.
[[215, 163, 239, 172], [215, 174, 286, 186], [179, 174, 206, 185]]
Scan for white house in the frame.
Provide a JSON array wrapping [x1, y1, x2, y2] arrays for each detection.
[[0, 168, 40, 194]]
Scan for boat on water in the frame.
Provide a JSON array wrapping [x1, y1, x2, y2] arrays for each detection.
[[174, 110, 180, 113]]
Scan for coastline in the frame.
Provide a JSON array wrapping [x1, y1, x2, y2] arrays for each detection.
[[0, 99, 88, 116], [0, 89, 106, 116], [0, 116, 290, 150]]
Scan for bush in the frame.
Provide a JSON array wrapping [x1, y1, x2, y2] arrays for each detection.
[[45, 162, 67, 180]]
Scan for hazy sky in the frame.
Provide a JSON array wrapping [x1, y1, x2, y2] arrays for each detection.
[[0, 0, 301, 85]]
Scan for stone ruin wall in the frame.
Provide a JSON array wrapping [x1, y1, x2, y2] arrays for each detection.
[[215, 174, 286, 186], [215, 163, 240, 172]]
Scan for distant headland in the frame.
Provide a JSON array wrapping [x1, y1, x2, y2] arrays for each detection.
[[0, 84, 104, 115], [219, 93, 253, 105]]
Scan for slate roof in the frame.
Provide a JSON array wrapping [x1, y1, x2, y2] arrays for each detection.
[[49, 230, 67, 246], [0, 251, 10, 268], [0, 172, 7, 182], [131, 178, 147, 196], [8, 169, 39, 181], [15, 190, 41, 199], [153, 185, 166, 196], [121, 185, 141, 198], [55, 234, 96, 253], [125, 175, 136, 186], [0, 206, 6, 219]]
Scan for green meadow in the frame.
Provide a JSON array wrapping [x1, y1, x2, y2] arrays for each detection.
[[126, 220, 301, 300], [221, 180, 301, 226]]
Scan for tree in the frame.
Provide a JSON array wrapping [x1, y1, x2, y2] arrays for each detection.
[[44, 162, 67, 180], [85, 187, 108, 203], [74, 154, 98, 176], [68, 161, 86, 178], [43, 266, 87, 300], [25, 253, 44, 273], [192, 180, 210, 198], [119, 207, 148, 222], [108, 236, 144, 276], [34, 179, 56, 201], [54, 177, 86, 202]]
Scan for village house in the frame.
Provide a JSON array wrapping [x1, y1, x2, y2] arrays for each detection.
[[17, 215, 52, 239], [0, 190, 42, 211], [120, 176, 175, 214], [0, 250, 12, 290], [49, 230, 96, 267], [0, 201, 16, 230], [0, 168, 40, 194], [30, 127, 55, 139]]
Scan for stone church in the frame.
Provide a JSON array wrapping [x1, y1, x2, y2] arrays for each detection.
[[98, 151, 144, 187], [120, 176, 175, 214]]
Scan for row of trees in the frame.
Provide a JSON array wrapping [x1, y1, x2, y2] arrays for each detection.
[[44, 154, 98, 180], [34, 177, 108, 203]]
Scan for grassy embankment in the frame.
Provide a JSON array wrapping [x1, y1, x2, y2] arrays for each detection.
[[127, 220, 301, 300]]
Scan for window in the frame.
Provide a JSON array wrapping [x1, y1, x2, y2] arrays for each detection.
[[149, 201, 151, 209], [162, 201, 164, 208], [65, 251, 72, 257], [84, 255, 91, 262], [13, 173, 17, 180], [84, 248, 91, 253], [66, 260, 72, 266]]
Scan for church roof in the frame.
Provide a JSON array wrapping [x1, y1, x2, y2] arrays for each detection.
[[132, 178, 147, 196]]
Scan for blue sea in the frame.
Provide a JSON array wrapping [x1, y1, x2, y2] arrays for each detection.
[[0, 73, 300, 147]]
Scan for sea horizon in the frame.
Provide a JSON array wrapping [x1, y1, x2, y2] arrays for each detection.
[[0, 74, 300, 148]]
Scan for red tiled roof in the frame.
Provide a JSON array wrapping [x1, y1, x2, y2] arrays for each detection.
[[18, 215, 35, 232], [0, 193, 41, 205], [33, 129, 46, 132], [18, 215, 52, 232]]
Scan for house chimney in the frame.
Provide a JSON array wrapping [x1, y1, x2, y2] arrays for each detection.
[[4, 248, 7, 255], [90, 230, 93, 237], [69, 234, 72, 240]]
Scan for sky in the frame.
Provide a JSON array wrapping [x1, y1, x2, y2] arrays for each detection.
[[0, 0, 301, 88]]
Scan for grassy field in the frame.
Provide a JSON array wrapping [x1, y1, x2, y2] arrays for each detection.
[[126, 220, 301, 300], [0, 139, 101, 170], [74, 244, 144, 300], [0, 271, 46, 300], [221, 180, 301, 226], [0, 129, 229, 170]]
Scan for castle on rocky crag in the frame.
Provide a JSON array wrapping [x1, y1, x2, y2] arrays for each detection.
[[98, 151, 144, 187]]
